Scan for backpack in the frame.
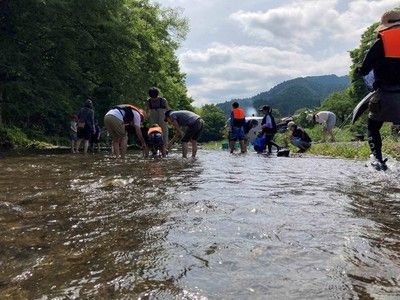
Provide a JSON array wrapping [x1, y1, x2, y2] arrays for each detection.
[[113, 104, 144, 124]]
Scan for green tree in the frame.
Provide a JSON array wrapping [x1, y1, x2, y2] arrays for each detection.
[[0, 0, 191, 144], [320, 90, 353, 125], [199, 104, 226, 142]]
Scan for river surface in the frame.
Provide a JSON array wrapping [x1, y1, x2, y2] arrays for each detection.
[[1, 149, 400, 299]]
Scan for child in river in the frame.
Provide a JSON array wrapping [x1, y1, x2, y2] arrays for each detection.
[[69, 114, 78, 153], [147, 123, 166, 157]]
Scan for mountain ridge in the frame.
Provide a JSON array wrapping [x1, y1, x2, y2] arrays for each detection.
[[216, 74, 349, 117]]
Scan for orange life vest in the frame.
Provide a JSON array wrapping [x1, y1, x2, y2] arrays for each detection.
[[232, 107, 245, 120], [148, 126, 162, 135], [380, 27, 400, 58]]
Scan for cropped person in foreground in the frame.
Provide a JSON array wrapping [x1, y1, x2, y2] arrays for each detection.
[[357, 9, 400, 171]]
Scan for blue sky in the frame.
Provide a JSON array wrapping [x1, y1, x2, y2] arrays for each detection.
[[152, 0, 399, 107]]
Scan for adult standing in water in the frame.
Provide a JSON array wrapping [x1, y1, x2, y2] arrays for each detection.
[[259, 105, 280, 154], [228, 102, 246, 153], [308, 111, 336, 142], [76, 99, 95, 154], [357, 9, 400, 171], [165, 110, 204, 158], [146, 87, 170, 154], [104, 104, 148, 159]]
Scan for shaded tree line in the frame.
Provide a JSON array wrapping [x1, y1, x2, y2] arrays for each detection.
[[0, 0, 192, 142]]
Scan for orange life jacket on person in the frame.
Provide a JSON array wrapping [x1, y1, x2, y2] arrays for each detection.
[[231, 107, 245, 127], [232, 107, 245, 120], [380, 27, 400, 58], [148, 126, 163, 135]]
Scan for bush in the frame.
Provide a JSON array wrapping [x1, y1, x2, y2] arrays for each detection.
[[0, 126, 30, 149]]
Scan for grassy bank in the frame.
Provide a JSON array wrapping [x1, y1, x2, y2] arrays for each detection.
[[203, 123, 400, 161], [0, 126, 55, 151]]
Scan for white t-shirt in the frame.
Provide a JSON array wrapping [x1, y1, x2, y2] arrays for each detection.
[[106, 108, 141, 127], [315, 111, 332, 123]]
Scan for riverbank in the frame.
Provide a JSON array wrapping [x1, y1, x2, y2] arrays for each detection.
[[203, 139, 400, 161]]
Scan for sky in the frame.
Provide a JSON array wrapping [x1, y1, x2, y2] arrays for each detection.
[[151, 0, 399, 107]]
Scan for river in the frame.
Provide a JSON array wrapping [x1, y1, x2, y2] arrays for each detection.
[[1, 149, 400, 299]]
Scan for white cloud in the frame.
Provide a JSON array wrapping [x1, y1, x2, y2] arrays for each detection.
[[153, 0, 400, 106]]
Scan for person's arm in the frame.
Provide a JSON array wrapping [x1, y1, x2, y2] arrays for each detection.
[[229, 111, 234, 128], [90, 110, 95, 132], [358, 39, 383, 76], [134, 125, 148, 148], [167, 119, 183, 149]]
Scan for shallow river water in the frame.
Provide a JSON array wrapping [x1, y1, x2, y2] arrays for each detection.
[[1, 149, 400, 299]]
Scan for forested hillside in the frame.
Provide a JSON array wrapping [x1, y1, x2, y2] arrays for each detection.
[[217, 74, 349, 117], [0, 0, 192, 141]]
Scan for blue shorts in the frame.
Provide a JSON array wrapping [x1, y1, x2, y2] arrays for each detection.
[[229, 126, 245, 141], [291, 137, 311, 149]]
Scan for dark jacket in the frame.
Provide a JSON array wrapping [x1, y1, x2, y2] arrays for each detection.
[[261, 114, 277, 135], [292, 127, 312, 143], [359, 27, 400, 89]]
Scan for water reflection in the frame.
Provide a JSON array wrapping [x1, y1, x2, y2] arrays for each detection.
[[0, 150, 400, 298]]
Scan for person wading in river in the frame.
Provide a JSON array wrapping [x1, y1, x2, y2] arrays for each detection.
[[357, 9, 400, 171], [228, 102, 247, 154], [146, 87, 170, 154], [104, 104, 148, 159], [165, 110, 204, 158], [259, 105, 280, 154]]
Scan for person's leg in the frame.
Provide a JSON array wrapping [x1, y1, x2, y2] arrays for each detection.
[[76, 139, 82, 152], [83, 140, 89, 154], [238, 126, 246, 153], [321, 128, 327, 143], [120, 136, 128, 159], [229, 140, 235, 153], [367, 118, 384, 161], [191, 140, 198, 158], [112, 139, 120, 158], [71, 139, 75, 153], [327, 114, 336, 142], [270, 139, 281, 151], [329, 129, 336, 142], [239, 140, 246, 153], [182, 142, 189, 158]]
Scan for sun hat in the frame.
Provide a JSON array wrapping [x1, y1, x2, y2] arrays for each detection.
[[287, 121, 296, 129], [376, 10, 400, 32], [259, 105, 271, 112]]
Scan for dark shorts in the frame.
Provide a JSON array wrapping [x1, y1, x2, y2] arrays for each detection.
[[70, 132, 77, 141], [229, 126, 245, 141], [181, 119, 204, 142], [77, 125, 91, 140], [147, 132, 164, 148], [90, 134, 100, 144], [369, 88, 400, 123]]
